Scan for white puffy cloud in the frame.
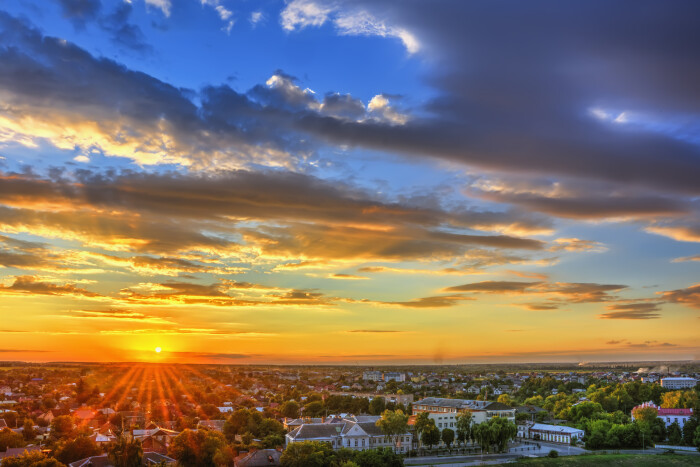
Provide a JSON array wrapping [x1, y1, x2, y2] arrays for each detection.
[[145, 0, 171, 17], [281, 0, 333, 31], [280, 0, 420, 54]]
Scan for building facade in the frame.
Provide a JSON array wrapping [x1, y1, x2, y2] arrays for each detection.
[[285, 417, 412, 454], [660, 377, 697, 389], [412, 397, 516, 430]]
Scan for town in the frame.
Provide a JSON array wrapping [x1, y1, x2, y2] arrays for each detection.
[[0, 361, 698, 466]]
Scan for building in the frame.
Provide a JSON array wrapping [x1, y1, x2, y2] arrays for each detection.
[[660, 377, 697, 389], [285, 416, 412, 454], [363, 371, 382, 382], [234, 449, 282, 467], [327, 391, 413, 405], [383, 372, 406, 383], [632, 401, 694, 428], [526, 423, 584, 444], [412, 397, 516, 431], [69, 452, 176, 466]]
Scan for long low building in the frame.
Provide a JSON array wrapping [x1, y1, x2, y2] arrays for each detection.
[[660, 377, 697, 389], [520, 422, 584, 444], [285, 416, 412, 454]]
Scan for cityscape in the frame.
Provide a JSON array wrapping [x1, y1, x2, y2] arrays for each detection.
[[0, 0, 699, 465]]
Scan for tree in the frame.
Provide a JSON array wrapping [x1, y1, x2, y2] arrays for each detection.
[[376, 409, 409, 452], [303, 401, 325, 417], [632, 406, 658, 424], [22, 419, 36, 441], [413, 412, 431, 449], [455, 411, 473, 446], [279, 441, 334, 467], [421, 422, 440, 450], [441, 428, 455, 450], [169, 428, 226, 467], [49, 416, 74, 441], [0, 428, 24, 451], [693, 425, 700, 451], [369, 397, 386, 415], [489, 417, 517, 453], [281, 401, 300, 419], [668, 421, 682, 445], [1, 451, 66, 467], [353, 447, 403, 467], [683, 416, 699, 446], [497, 394, 514, 407], [109, 435, 143, 467], [54, 436, 101, 464]]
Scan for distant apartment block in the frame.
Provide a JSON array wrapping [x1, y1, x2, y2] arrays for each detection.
[[383, 372, 406, 382], [362, 371, 382, 382], [328, 391, 414, 405], [660, 377, 697, 389]]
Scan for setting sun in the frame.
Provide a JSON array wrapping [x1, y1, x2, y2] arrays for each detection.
[[155, 347, 162, 353]]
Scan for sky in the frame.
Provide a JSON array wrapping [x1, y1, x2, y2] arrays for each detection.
[[0, 0, 698, 365]]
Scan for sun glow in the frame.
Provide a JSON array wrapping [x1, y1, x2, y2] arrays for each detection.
[[155, 346, 162, 353]]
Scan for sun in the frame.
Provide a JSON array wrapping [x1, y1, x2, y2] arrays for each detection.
[[155, 347, 162, 353]]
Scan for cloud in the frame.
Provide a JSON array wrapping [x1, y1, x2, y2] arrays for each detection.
[[598, 302, 662, 320], [329, 273, 368, 280], [281, 1, 419, 53], [250, 11, 264, 27], [0, 169, 547, 266], [281, 0, 333, 31], [334, 10, 420, 54], [445, 280, 540, 293], [379, 295, 474, 308], [672, 254, 700, 263], [99, 2, 153, 53], [347, 329, 403, 333], [645, 224, 700, 243], [659, 284, 700, 309], [549, 238, 607, 253], [0, 275, 100, 298], [57, 0, 101, 29], [443, 280, 628, 307], [145, 0, 171, 17]]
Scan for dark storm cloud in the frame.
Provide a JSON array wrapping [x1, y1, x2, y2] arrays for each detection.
[[286, 0, 700, 194], [2, 4, 700, 194]]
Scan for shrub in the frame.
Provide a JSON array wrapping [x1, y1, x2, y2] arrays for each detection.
[[548, 449, 559, 458]]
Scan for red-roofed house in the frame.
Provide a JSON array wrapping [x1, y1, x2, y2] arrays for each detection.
[[632, 401, 694, 428]]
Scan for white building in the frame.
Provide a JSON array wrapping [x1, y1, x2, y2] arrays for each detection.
[[383, 372, 406, 383], [660, 377, 697, 389], [632, 401, 694, 429], [285, 416, 412, 454], [363, 371, 382, 382], [412, 397, 516, 431], [527, 423, 584, 444]]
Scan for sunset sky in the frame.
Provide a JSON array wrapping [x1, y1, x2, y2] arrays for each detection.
[[0, 0, 698, 364]]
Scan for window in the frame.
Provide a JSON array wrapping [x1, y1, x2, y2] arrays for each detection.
[[355, 440, 358, 447]]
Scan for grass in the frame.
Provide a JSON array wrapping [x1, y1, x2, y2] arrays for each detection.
[[510, 453, 698, 466]]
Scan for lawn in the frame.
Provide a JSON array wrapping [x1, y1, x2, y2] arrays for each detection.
[[510, 453, 698, 466]]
